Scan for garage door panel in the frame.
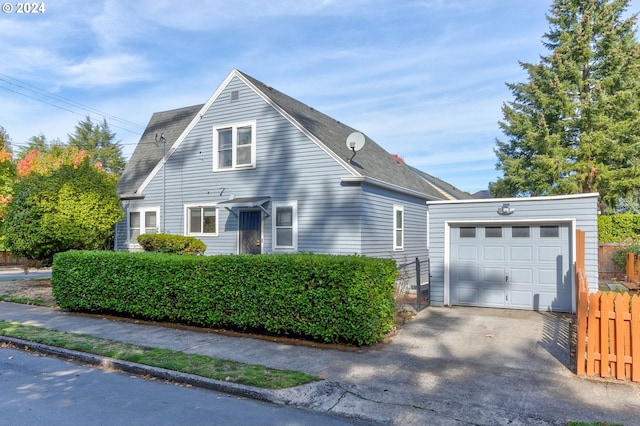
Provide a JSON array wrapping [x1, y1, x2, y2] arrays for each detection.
[[510, 268, 533, 286], [538, 246, 562, 262], [450, 223, 572, 313], [458, 246, 479, 261], [510, 246, 533, 261], [483, 246, 505, 261], [510, 290, 534, 308]]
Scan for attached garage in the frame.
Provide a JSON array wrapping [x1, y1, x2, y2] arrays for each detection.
[[427, 194, 599, 313]]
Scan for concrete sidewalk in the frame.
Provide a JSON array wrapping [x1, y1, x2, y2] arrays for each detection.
[[1, 301, 638, 425]]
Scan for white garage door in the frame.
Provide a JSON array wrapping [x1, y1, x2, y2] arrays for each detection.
[[450, 223, 572, 312]]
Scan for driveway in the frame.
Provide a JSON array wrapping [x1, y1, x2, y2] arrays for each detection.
[[0, 268, 52, 281]]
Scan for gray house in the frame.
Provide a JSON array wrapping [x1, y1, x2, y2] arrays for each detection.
[[426, 193, 599, 313], [115, 69, 470, 265]]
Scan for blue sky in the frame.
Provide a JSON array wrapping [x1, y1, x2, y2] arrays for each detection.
[[1, 0, 638, 194]]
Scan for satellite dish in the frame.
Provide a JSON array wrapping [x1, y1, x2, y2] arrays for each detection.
[[346, 132, 366, 152]]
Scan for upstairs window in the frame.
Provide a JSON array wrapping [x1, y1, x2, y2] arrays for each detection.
[[214, 121, 256, 170]]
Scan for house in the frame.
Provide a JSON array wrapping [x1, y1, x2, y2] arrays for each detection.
[[115, 69, 470, 267]]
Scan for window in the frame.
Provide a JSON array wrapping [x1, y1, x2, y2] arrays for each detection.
[[460, 227, 476, 238], [485, 226, 502, 238], [128, 208, 159, 245], [393, 205, 404, 250], [273, 201, 297, 250], [512, 226, 530, 238], [214, 121, 256, 170], [540, 225, 560, 238], [185, 205, 218, 235]]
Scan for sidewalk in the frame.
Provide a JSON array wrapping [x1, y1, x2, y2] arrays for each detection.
[[1, 301, 639, 425]]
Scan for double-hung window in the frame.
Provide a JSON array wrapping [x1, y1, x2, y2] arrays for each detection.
[[393, 205, 404, 251], [273, 201, 297, 250], [214, 121, 256, 170], [129, 208, 159, 245], [185, 205, 218, 236]]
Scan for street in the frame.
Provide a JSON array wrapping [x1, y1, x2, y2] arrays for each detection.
[[0, 347, 363, 426]]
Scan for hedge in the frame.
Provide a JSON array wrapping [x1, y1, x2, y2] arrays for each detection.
[[51, 251, 397, 346], [598, 214, 640, 243], [137, 233, 205, 255]]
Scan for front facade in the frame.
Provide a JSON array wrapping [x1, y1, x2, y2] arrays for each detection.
[[427, 193, 599, 313], [115, 69, 470, 266]]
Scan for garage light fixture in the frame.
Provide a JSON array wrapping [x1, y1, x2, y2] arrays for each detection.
[[498, 203, 515, 215]]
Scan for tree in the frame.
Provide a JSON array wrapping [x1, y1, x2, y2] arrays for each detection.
[[3, 159, 123, 262], [68, 116, 126, 175], [0, 126, 11, 152], [492, 0, 640, 212], [15, 134, 63, 160]]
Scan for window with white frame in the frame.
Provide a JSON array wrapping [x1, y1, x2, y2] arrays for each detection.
[[185, 205, 218, 235], [393, 205, 404, 251], [129, 208, 159, 245], [273, 201, 297, 250], [214, 121, 256, 170]]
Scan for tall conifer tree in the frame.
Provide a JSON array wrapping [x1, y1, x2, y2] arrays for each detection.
[[492, 0, 640, 211]]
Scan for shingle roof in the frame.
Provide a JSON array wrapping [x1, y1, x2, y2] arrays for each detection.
[[118, 70, 468, 201], [407, 165, 474, 200], [238, 71, 451, 200], [117, 104, 204, 198]]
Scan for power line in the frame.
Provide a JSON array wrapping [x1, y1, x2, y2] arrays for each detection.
[[0, 73, 146, 135]]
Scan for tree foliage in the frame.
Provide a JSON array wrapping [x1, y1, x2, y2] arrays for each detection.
[[68, 116, 126, 175], [492, 0, 640, 211], [3, 159, 123, 262], [0, 126, 11, 152]]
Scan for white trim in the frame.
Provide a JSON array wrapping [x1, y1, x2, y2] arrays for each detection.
[[127, 206, 160, 248], [393, 204, 404, 251], [443, 218, 576, 312], [272, 201, 298, 251], [213, 120, 257, 171], [427, 192, 599, 205], [184, 203, 219, 236]]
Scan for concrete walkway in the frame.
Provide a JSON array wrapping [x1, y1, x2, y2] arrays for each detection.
[[1, 302, 638, 425]]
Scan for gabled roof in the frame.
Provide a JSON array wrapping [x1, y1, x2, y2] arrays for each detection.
[[118, 69, 468, 201], [117, 104, 204, 198]]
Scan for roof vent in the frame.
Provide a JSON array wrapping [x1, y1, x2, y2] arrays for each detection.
[[230, 90, 239, 101]]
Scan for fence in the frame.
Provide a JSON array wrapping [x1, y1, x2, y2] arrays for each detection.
[[397, 256, 430, 311], [598, 243, 625, 281], [576, 231, 640, 382]]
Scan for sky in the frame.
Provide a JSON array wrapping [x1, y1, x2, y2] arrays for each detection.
[[1, 0, 639, 195]]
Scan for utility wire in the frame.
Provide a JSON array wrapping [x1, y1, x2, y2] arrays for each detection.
[[0, 73, 145, 135]]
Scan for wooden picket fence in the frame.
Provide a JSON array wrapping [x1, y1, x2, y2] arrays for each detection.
[[576, 231, 640, 381]]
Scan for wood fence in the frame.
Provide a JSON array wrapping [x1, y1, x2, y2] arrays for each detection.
[[576, 231, 640, 382]]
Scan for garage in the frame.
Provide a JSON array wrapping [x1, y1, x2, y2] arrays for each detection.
[[426, 193, 600, 314], [449, 222, 571, 312]]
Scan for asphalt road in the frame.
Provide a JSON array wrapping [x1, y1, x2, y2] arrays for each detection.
[[0, 269, 51, 281], [0, 347, 363, 426]]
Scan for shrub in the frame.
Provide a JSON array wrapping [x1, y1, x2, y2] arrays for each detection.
[[598, 214, 640, 243], [137, 233, 205, 255], [52, 251, 397, 346]]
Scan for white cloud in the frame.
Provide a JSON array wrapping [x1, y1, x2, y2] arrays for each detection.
[[62, 54, 153, 87]]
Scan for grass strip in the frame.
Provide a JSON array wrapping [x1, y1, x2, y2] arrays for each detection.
[[0, 295, 47, 306], [0, 320, 320, 389]]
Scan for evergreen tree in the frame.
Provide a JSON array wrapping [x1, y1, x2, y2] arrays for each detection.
[[0, 126, 11, 152], [15, 134, 64, 160], [492, 0, 640, 211], [68, 116, 126, 175]]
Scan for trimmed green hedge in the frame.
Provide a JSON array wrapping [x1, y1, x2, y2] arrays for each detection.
[[598, 214, 640, 243], [137, 233, 206, 255], [51, 251, 396, 346]]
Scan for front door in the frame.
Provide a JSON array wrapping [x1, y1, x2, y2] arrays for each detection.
[[239, 210, 262, 254]]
